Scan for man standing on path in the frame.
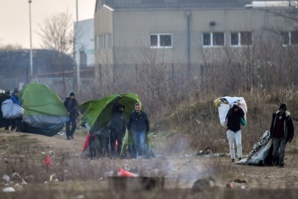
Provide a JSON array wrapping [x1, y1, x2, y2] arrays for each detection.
[[226, 104, 245, 162], [270, 104, 294, 167], [64, 92, 79, 140], [127, 103, 149, 158]]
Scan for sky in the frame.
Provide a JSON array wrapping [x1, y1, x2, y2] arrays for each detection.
[[0, 0, 96, 48]]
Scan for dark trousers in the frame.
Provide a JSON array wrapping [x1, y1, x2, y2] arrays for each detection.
[[66, 117, 77, 138], [110, 129, 124, 157], [4, 118, 12, 130], [11, 117, 22, 132]]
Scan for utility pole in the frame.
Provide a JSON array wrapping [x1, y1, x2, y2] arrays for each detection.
[[28, 0, 33, 82], [75, 0, 80, 93]]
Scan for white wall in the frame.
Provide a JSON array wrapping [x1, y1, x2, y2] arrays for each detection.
[[74, 18, 95, 67]]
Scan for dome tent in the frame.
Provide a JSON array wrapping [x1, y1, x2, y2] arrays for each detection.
[[20, 83, 69, 136], [79, 93, 154, 159]]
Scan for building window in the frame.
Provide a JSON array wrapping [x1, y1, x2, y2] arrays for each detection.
[[282, 31, 298, 45], [203, 32, 224, 47], [231, 32, 252, 46], [97, 33, 112, 50], [150, 34, 172, 48]]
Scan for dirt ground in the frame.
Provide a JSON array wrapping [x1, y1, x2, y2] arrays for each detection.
[[1, 130, 298, 198]]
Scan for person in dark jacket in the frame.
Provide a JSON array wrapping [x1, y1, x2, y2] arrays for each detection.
[[64, 92, 79, 140], [226, 104, 245, 162], [127, 103, 149, 158], [108, 96, 126, 157], [2, 89, 12, 130], [10, 88, 22, 132], [270, 104, 294, 167]]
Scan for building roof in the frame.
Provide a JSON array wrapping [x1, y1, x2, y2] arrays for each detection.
[[96, 0, 285, 10]]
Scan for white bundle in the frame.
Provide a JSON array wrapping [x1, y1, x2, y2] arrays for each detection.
[[1, 99, 23, 119], [216, 96, 247, 128]]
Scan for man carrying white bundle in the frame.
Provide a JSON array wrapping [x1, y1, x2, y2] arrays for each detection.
[[226, 103, 245, 162]]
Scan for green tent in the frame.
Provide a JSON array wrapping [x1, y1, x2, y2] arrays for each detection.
[[20, 83, 69, 136], [79, 93, 154, 158], [79, 93, 141, 135]]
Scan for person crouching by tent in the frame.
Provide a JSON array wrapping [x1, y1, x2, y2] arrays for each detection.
[[64, 92, 79, 140], [127, 103, 150, 158], [10, 88, 23, 132], [108, 96, 126, 158], [226, 104, 245, 162], [270, 104, 294, 167]]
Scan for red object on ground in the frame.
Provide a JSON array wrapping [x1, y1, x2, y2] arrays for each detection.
[[43, 155, 53, 167], [82, 132, 90, 152], [117, 168, 138, 177], [115, 140, 118, 148], [226, 182, 233, 188]]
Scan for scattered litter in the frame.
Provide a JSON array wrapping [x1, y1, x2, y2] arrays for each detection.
[[226, 182, 233, 188], [123, 164, 130, 171], [57, 132, 65, 136], [47, 150, 55, 155], [2, 175, 10, 183], [196, 147, 227, 157], [11, 172, 21, 180], [21, 178, 27, 185], [117, 168, 138, 177], [3, 187, 15, 192], [43, 155, 53, 167], [49, 173, 58, 182], [241, 185, 246, 189], [104, 171, 114, 177], [204, 153, 225, 158]]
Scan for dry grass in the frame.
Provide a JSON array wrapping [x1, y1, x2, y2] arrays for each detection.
[[153, 89, 298, 155]]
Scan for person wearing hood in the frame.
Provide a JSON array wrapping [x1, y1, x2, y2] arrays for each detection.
[[226, 103, 245, 163], [64, 92, 79, 140], [270, 104, 294, 167], [108, 96, 126, 157]]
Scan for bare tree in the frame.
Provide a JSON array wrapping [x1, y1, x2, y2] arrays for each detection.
[[38, 11, 74, 54], [38, 11, 74, 95]]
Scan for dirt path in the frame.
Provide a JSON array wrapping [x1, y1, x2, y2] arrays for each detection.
[[1, 130, 298, 190], [0, 131, 86, 157]]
